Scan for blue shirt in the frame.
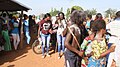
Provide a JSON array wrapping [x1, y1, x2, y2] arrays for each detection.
[[86, 21, 90, 31], [23, 19, 29, 32], [11, 19, 19, 34]]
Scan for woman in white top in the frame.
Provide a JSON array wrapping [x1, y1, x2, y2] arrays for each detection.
[[57, 12, 67, 59]]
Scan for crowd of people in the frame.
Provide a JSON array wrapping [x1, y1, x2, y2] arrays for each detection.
[[0, 9, 120, 67], [0, 13, 37, 51]]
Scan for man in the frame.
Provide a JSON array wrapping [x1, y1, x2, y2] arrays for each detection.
[[23, 14, 31, 47], [107, 11, 120, 67], [64, 10, 86, 67]]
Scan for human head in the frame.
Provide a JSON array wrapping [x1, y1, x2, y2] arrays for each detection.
[[43, 13, 51, 21], [3, 13, 6, 17], [70, 10, 86, 25], [29, 15, 32, 19], [86, 14, 92, 20], [32, 15, 36, 20], [92, 19, 106, 35], [23, 14, 28, 20], [58, 12, 65, 20], [95, 13, 103, 21], [116, 11, 120, 18], [2, 24, 7, 30]]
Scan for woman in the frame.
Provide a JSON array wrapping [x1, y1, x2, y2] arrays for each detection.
[[56, 12, 67, 59], [11, 16, 20, 50], [38, 13, 52, 58]]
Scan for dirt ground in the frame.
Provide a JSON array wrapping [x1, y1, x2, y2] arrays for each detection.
[[0, 47, 65, 67]]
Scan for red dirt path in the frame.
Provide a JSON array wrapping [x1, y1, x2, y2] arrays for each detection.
[[0, 47, 65, 67]]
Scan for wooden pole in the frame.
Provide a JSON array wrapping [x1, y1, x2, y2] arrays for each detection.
[[19, 10, 23, 49]]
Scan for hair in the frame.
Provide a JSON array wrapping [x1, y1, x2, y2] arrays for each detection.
[[70, 10, 86, 25], [87, 14, 92, 19], [116, 11, 120, 17], [58, 12, 65, 19], [91, 19, 106, 33], [94, 13, 103, 21], [29, 15, 32, 19], [43, 13, 51, 19], [23, 14, 28, 19], [2, 24, 8, 30], [3, 13, 6, 17]]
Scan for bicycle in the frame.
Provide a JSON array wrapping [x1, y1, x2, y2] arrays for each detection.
[[32, 38, 42, 54]]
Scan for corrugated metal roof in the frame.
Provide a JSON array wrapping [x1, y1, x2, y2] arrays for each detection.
[[0, 0, 31, 11]]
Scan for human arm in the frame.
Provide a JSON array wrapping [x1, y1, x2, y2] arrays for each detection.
[[99, 44, 116, 58], [37, 23, 41, 38]]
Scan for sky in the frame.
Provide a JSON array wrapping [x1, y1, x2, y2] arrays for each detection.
[[18, 0, 120, 15]]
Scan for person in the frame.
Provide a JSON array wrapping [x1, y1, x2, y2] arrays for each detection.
[[107, 11, 120, 67], [64, 10, 86, 67], [2, 24, 12, 51], [10, 15, 20, 50], [56, 12, 67, 59], [38, 13, 52, 58], [80, 32, 95, 66], [85, 14, 93, 34], [0, 17, 5, 51], [29, 15, 37, 44], [85, 19, 115, 67], [23, 14, 31, 47], [90, 13, 103, 30]]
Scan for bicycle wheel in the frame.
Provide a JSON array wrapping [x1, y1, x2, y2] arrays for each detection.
[[32, 40, 42, 54]]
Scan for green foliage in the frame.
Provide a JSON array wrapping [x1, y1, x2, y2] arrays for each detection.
[[49, 7, 63, 16], [66, 6, 83, 19], [71, 6, 83, 11], [85, 8, 97, 15], [60, 7, 63, 12], [66, 8, 70, 19], [104, 8, 117, 18]]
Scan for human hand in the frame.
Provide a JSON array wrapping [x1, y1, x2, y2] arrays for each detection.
[[84, 57, 88, 65], [37, 35, 40, 38], [77, 51, 84, 57], [49, 29, 53, 34]]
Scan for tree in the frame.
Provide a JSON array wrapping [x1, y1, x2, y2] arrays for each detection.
[[66, 8, 70, 19], [85, 8, 97, 15], [65, 6, 83, 19], [60, 7, 63, 12], [49, 8, 54, 16], [71, 6, 83, 11], [104, 8, 117, 18], [49, 8, 59, 16]]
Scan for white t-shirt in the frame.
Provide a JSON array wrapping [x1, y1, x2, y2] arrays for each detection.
[[57, 19, 66, 35], [106, 19, 120, 38], [106, 18, 120, 67]]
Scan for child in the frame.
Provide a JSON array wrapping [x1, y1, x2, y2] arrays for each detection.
[[2, 24, 12, 51], [85, 19, 108, 67], [81, 32, 95, 67]]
